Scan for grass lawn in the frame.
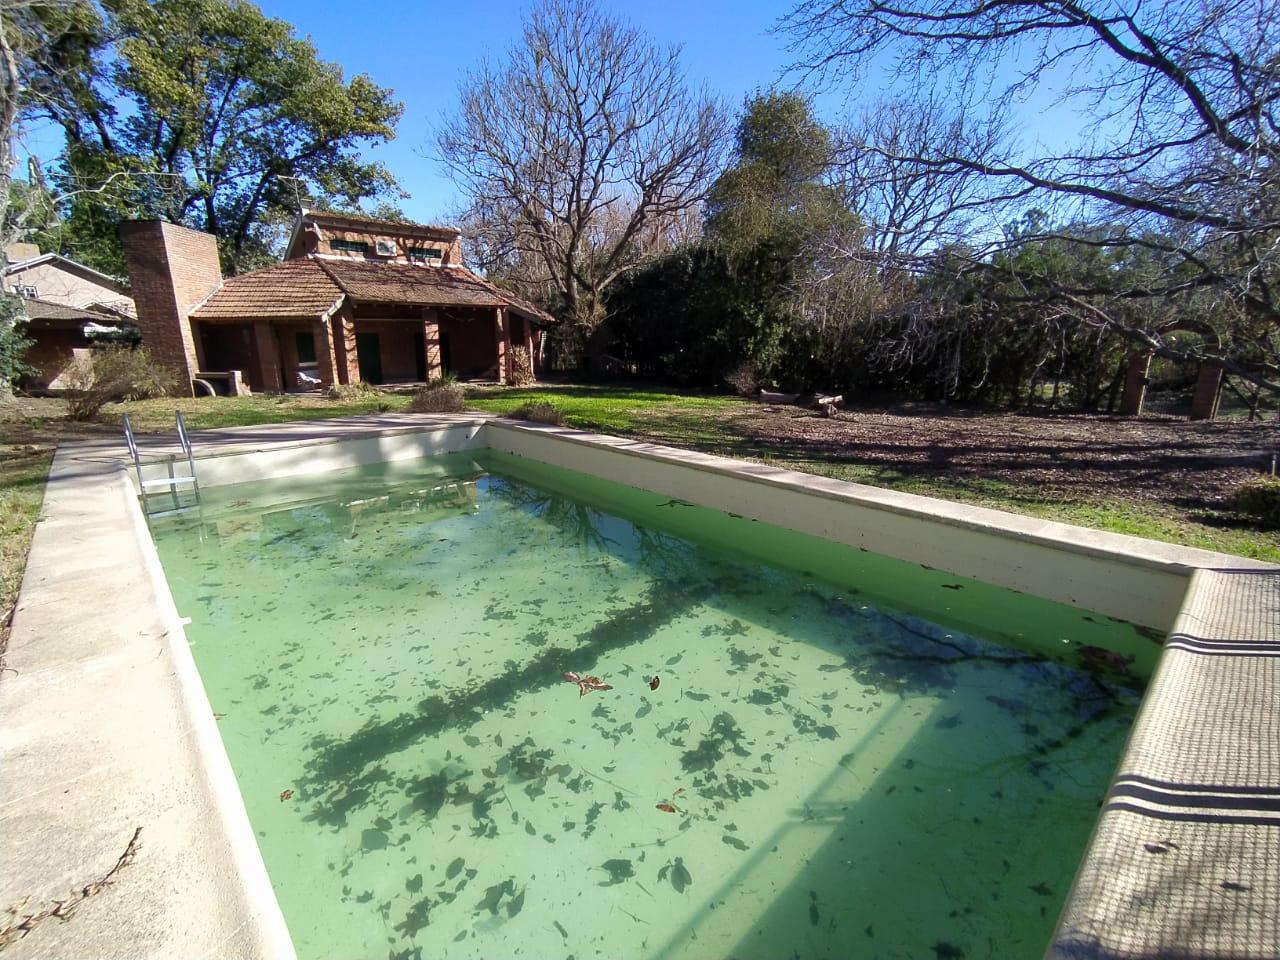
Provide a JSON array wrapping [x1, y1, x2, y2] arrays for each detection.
[[0, 446, 52, 630], [469, 384, 1276, 562], [1, 382, 1274, 633]]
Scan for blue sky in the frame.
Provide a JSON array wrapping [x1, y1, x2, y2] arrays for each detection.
[[254, 0, 808, 223], [18, 0, 1087, 226]]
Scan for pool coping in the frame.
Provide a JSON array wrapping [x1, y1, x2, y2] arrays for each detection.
[[2, 413, 1275, 959]]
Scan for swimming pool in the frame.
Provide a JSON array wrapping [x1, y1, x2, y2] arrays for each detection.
[[149, 447, 1156, 960]]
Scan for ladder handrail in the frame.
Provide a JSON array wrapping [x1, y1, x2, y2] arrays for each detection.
[[122, 412, 148, 495], [122, 410, 203, 517], [175, 410, 200, 497]]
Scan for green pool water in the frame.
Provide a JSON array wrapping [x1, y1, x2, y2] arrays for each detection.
[[149, 450, 1156, 960]]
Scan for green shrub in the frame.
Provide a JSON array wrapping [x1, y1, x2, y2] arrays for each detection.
[[325, 381, 380, 401], [64, 345, 177, 421], [408, 379, 465, 413], [508, 400, 564, 426], [1233, 476, 1280, 527], [509, 345, 536, 386]]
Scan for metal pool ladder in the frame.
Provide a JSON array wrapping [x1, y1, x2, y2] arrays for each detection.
[[124, 411, 202, 517]]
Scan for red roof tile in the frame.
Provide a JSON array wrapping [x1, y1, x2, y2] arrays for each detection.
[[315, 259, 554, 323], [191, 260, 344, 321], [189, 256, 555, 325]]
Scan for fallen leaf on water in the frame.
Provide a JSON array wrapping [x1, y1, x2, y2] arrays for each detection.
[[279, 789, 293, 802], [656, 802, 677, 814]]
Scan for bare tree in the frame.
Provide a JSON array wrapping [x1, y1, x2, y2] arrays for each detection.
[[783, 0, 1280, 392], [439, 0, 728, 357], [830, 97, 1007, 264]]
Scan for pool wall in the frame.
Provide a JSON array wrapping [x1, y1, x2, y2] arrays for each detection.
[[3, 413, 1274, 960]]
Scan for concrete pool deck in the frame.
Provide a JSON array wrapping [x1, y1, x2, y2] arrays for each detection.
[[0, 413, 1275, 959]]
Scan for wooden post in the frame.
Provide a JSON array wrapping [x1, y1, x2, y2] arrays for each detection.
[[332, 305, 360, 385], [252, 320, 282, 393], [1118, 350, 1153, 416], [423, 308, 443, 381], [1189, 362, 1224, 420], [494, 307, 510, 384], [315, 315, 338, 388]]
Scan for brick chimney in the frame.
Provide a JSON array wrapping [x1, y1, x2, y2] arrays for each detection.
[[119, 220, 222, 394]]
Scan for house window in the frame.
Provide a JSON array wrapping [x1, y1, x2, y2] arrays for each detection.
[[295, 331, 317, 364], [408, 247, 444, 264], [14, 284, 37, 298], [330, 239, 369, 254]]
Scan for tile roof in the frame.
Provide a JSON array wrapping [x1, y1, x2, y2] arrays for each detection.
[[302, 208, 460, 236], [19, 297, 130, 325], [191, 260, 344, 321], [314, 259, 553, 322], [189, 256, 555, 325]]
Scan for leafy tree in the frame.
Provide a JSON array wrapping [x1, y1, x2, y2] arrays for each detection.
[[0, 293, 33, 397], [608, 238, 793, 387], [705, 91, 845, 250], [29, 0, 403, 273]]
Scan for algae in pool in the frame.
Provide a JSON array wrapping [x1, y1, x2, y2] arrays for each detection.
[[148, 450, 1155, 960]]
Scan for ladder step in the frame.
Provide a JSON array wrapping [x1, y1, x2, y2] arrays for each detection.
[[146, 505, 202, 519], [140, 475, 198, 489]]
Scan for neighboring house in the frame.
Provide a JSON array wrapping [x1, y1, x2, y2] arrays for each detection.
[[14, 298, 133, 391], [3, 244, 137, 320], [3, 243, 138, 391], [119, 210, 554, 395]]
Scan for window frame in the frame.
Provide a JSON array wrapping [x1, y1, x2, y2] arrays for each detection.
[[330, 238, 370, 255]]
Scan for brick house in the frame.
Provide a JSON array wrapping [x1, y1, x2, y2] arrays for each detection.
[[119, 210, 553, 394], [3, 243, 138, 391]]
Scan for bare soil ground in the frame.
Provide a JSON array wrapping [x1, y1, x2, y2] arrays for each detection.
[[725, 403, 1276, 513]]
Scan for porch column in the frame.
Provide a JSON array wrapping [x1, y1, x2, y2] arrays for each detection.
[[494, 306, 510, 384], [332, 304, 360, 385], [252, 320, 282, 393], [1189, 361, 1224, 420], [315, 315, 338, 388], [1118, 350, 1153, 416], [423, 308, 443, 381], [524, 322, 537, 382]]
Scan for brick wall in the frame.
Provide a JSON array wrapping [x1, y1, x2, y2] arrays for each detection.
[[353, 319, 425, 382], [21, 330, 87, 391], [119, 221, 223, 394], [443, 311, 500, 378], [289, 218, 464, 266]]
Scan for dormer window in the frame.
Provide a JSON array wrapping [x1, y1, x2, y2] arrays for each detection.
[[14, 284, 38, 298], [331, 239, 369, 254], [408, 247, 444, 264]]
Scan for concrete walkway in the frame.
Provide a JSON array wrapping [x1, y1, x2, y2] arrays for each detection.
[[0, 446, 295, 959]]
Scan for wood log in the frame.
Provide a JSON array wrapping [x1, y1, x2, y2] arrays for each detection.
[[759, 390, 801, 405]]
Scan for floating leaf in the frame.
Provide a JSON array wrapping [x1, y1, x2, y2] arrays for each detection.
[[477, 878, 514, 915], [656, 802, 677, 814], [446, 857, 465, 880], [506, 888, 525, 918], [600, 859, 634, 885], [670, 857, 692, 893]]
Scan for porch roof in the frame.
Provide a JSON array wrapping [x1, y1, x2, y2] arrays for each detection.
[[314, 259, 553, 324], [191, 260, 344, 321], [190, 256, 555, 326]]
